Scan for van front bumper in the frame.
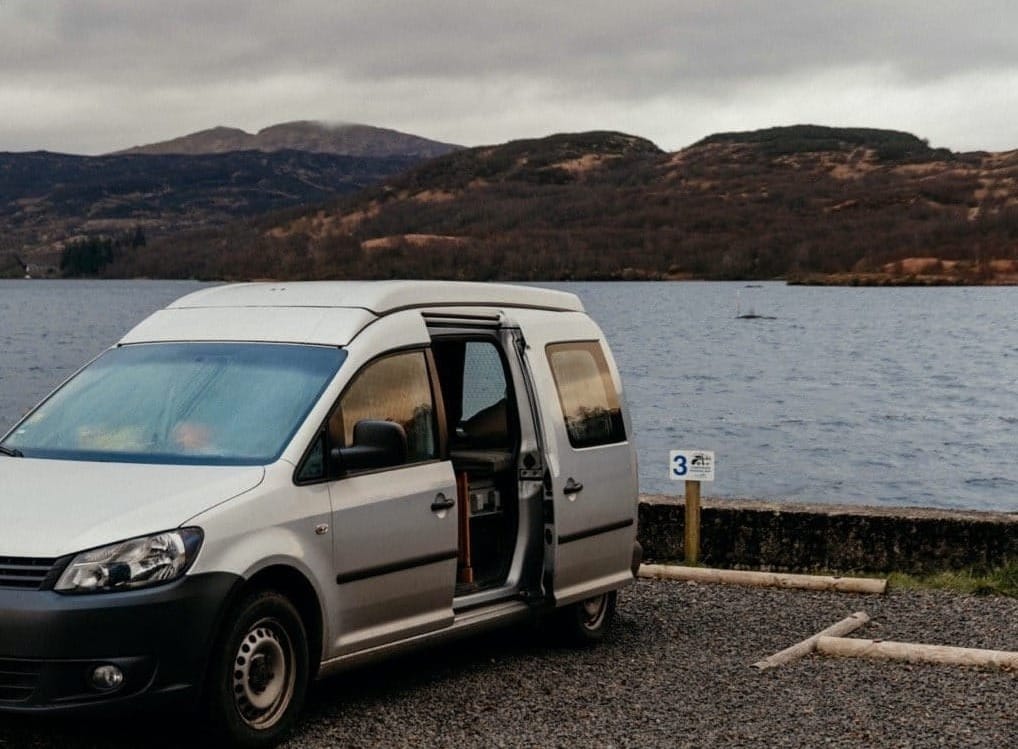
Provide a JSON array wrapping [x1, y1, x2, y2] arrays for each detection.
[[0, 572, 241, 714]]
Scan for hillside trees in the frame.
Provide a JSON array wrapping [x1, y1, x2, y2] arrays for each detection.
[[59, 227, 147, 277], [97, 127, 1018, 283]]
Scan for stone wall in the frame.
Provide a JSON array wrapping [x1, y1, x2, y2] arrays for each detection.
[[638, 494, 1018, 575]]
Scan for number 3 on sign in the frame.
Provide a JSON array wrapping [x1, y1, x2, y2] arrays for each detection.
[[671, 452, 688, 478]]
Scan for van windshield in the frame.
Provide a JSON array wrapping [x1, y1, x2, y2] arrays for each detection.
[[1, 342, 345, 465]]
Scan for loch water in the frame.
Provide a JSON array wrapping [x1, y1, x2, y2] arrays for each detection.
[[1, 279, 1015, 511]]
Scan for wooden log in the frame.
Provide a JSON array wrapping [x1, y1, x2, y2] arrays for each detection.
[[753, 611, 870, 670], [816, 636, 1018, 670], [638, 564, 887, 595]]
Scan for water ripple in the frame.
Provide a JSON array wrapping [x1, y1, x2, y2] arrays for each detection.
[[553, 281, 1018, 512]]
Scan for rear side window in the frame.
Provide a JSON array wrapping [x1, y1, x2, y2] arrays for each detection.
[[546, 341, 626, 448]]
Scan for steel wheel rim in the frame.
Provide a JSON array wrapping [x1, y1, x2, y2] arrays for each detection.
[[579, 594, 609, 630], [231, 617, 296, 729]]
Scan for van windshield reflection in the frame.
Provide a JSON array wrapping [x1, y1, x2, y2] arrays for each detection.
[[1, 342, 345, 465]]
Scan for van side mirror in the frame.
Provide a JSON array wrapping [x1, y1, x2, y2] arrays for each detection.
[[330, 420, 408, 474]]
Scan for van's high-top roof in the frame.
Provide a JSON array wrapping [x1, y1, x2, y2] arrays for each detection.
[[120, 281, 584, 347], [169, 281, 584, 314]]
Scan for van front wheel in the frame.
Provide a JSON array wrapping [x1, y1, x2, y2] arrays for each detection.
[[556, 591, 617, 646], [206, 590, 309, 749]]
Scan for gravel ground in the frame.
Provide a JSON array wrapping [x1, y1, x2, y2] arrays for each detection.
[[3, 579, 1018, 748]]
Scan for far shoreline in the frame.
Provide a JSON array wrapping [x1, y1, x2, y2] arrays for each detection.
[[787, 273, 1018, 287], [3, 272, 1018, 286]]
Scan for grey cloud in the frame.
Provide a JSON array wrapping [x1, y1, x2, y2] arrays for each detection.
[[7, 1, 1018, 87], [2, 0, 1018, 153]]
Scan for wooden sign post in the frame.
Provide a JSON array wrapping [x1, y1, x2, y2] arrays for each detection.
[[669, 450, 715, 565], [684, 480, 701, 564]]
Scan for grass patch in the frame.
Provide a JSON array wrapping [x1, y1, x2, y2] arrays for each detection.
[[888, 562, 1018, 597]]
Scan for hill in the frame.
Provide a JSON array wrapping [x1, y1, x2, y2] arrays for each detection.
[[114, 121, 461, 159], [693, 125, 950, 161], [0, 148, 432, 274], [104, 125, 1018, 283]]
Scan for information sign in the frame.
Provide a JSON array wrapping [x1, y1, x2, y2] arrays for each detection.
[[669, 450, 715, 482]]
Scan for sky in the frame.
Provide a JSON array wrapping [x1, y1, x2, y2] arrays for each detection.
[[3, 1, 1018, 155]]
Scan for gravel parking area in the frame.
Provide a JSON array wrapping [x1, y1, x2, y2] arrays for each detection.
[[3, 579, 1018, 748]]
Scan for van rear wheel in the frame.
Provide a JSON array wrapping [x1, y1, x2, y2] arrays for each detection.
[[555, 591, 617, 646], [206, 590, 309, 749]]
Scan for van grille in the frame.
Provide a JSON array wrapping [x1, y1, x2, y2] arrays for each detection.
[[0, 659, 42, 703], [0, 556, 57, 589]]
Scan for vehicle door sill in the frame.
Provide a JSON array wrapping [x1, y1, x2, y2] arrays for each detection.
[[316, 598, 532, 679], [452, 584, 522, 613]]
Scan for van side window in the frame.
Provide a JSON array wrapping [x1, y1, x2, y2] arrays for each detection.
[[330, 351, 437, 465], [459, 341, 510, 447], [296, 434, 326, 481], [431, 339, 514, 450], [546, 341, 626, 449]]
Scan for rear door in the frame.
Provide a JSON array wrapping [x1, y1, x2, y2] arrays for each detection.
[[510, 310, 638, 605]]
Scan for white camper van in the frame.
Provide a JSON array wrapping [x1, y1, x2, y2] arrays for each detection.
[[0, 281, 640, 747]]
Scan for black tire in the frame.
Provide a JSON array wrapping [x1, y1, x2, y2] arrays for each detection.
[[554, 591, 617, 646], [205, 590, 309, 749]]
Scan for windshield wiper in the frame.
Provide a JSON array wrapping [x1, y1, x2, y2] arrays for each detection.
[[0, 445, 24, 457]]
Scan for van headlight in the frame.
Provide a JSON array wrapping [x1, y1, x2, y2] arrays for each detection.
[[54, 528, 203, 593]]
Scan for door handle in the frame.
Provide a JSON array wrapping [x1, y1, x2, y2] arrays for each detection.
[[431, 493, 455, 512], [563, 478, 584, 495]]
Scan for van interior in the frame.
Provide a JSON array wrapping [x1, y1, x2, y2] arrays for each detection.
[[430, 337, 522, 597]]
